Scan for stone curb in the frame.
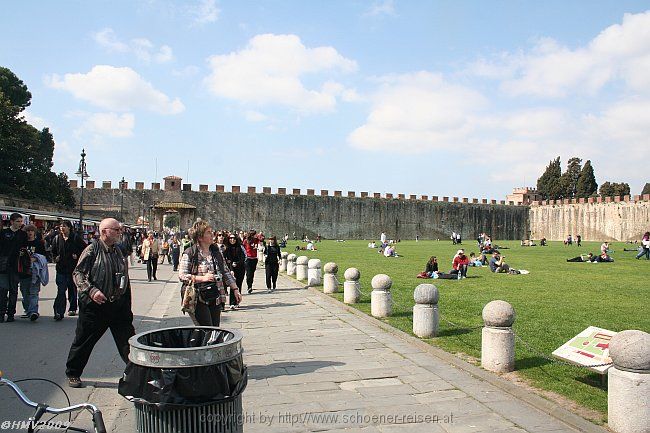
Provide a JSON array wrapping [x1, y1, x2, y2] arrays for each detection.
[[287, 278, 608, 433]]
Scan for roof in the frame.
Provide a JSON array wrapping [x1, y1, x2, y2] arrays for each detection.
[[153, 202, 196, 209], [163, 175, 182, 180]]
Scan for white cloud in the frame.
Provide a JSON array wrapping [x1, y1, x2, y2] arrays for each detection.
[[75, 112, 135, 138], [348, 71, 486, 153], [22, 111, 48, 130], [46, 65, 185, 114], [93, 28, 174, 63], [244, 110, 268, 122], [190, 0, 219, 25], [205, 34, 358, 114], [172, 65, 201, 77], [474, 11, 650, 97], [365, 0, 395, 16]]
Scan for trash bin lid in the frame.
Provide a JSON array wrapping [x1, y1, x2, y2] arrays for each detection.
[[128, 326, 243, 368]]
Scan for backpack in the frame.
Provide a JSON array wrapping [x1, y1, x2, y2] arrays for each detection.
[[17, 248, 32, 277]]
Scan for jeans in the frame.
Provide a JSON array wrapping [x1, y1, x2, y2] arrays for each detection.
[[450, 265, 468, 278], [19, 277, 39, 315], [245, 258, 258, 289], [0, 272, 20, 318], [146, 257, 158, 280], [171, 252, 180, 271], [65, 295, 134, 378], [55, 272, 78, 316], [636, 247, 650, 259]]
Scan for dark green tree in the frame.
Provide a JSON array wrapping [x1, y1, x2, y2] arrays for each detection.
[[641, 183, 650, 195], [558, 157, 582, 198], [612, 182, 630, 197], [537, 157, 563, 200], [599, 182, 614, 197], [0, 66, 75, 208], [164, 213, 180, 229], [575, 160, 598, 198]]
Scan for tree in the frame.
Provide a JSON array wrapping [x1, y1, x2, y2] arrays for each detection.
[[164, 213, 180, 229], [642, 183, 650, 195], [575, 160, 598, 198], [600, 181, 630, 197], [537, 157, 563, 200], [558, 157, 582, 199], [612, 182, 630, 197], [0, 66, 75, 208]]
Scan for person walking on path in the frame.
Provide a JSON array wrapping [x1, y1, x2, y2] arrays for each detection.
[[179, 220, 241, 326], [51, 220, 87, 320], [264, 236, 282, 292], [141, 232, 159, 282], [242, 230, 260, 294], [65, 218, 135, 388], [0, 213, 28, 323], [224, 233, 246, 309], [170, 235, 181, 271]]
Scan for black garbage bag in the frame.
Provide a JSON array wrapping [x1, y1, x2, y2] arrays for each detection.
[[118, 328, 247, 408]]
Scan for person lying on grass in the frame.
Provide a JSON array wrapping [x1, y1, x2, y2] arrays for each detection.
[[567, 253, 596, 262]]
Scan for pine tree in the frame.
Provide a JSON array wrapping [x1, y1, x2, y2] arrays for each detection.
[[575, 160, 598, 198], [537, 157, 562, 200], [641, 183, 650, 195], [559, 157, 582, 198]]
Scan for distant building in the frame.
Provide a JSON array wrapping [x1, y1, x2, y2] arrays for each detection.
[[506, 187, 542, 205]]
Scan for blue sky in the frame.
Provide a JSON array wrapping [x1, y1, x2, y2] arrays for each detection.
[[2, 1, 649, 200]]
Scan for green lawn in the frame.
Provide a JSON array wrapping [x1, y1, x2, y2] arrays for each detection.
[[284, 239, 649, 421]]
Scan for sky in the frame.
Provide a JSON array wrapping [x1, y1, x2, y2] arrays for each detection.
[[2, 0, 649, 200]]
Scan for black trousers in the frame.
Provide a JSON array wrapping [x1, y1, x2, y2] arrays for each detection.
[[65, 296, 135, 378], [450, 265, 468, 277], [230, 266, 245, 305], [194, 301, 221, 326], [265, 262, 279, 289], [171, 252, 180, 271], [146, 257, 158, 280], [245, 259, 258, 289]]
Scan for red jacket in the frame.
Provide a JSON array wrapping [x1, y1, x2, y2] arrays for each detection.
[[243, 239, 259, 259], [453, 255, 470, 270]]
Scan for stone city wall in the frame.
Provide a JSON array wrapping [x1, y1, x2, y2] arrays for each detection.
[[70, 181, 529, 240], [529, 195, 650, 241]]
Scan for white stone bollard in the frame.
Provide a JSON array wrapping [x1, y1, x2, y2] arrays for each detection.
[[280, 251, 288, 272], [413, 284, 439, 338], [287, 254, 297, 276], [323, 262, 339, 294], [481, 300, 516, 373], [296, 256, 309, 281], [343, 268, 361, 303], [307, 259, 322, 286], [607, 330, 650, 433], [370, 274, 393, 318]]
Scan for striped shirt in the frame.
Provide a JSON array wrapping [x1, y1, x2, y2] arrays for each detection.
[[179, 247, 235, 305]]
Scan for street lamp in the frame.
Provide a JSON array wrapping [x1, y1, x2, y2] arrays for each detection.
[[74, 148, 89, 234], [119, 176, 126, 222], [140, 191, 145, 227]]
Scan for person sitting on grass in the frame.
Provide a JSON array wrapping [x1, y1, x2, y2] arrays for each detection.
[[368, 241, 376, 248], [468, 252, 486, 266], [451, 249, 469, 278], [384, 245, 397, 257], [424, 256, 438, 276], [306, 241, 316, 251], [489, 252, 510, 273]]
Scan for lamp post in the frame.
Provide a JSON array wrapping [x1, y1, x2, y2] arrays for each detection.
[[140, 191, 145, 227], [119, 177, 126, 222], [75, 149, 89, 234]]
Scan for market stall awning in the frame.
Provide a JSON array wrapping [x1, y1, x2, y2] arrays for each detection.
[[153, 202, 196, 210]]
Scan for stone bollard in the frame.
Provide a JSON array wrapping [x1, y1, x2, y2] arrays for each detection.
[[343, 268, 361, 303], [296, 256, 309, 281], [608, 330, 650, 433], [307, 259, 322, 286], [413, 284, 439, 338], [280, 252, 288, 272], [370, 274, 393, 318], [481, 300, 516, 373], [323, 262, 339, 294], [287, 254, 297, 276]]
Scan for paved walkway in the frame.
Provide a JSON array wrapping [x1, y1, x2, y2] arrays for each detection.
[[1, 262, 606, 433]]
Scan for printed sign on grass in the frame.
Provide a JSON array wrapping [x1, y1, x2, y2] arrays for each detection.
[[552, 326, 617, 374]]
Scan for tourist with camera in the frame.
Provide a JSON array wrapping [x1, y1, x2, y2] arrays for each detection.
[[179, 220, 241, 326]]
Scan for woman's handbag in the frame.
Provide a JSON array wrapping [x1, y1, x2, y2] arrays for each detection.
[[195, 280, 221, 302], [181, 280, 198, 315]]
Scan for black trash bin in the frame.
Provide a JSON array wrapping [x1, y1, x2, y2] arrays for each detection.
[[119, 326, 247, 433]]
